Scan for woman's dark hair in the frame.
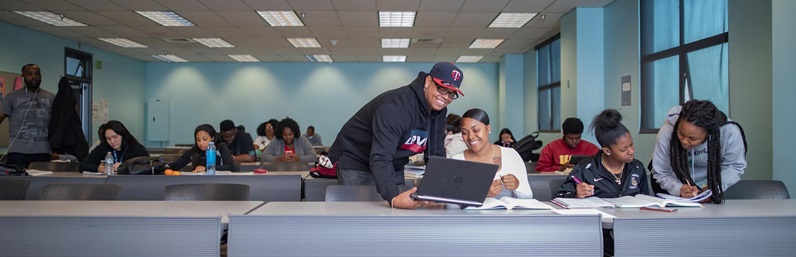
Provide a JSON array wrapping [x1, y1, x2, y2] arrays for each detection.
[[669, 100, 748, 204], [445, 113, 462, 134], [498, 128, 516, 142], [99, 120, 139, 150], [192, 124, 218, 153], [256, 122, 267, 136], [589, 109, 629, 148], [275, 117, 300, 140], [462, 108, 490, 125]]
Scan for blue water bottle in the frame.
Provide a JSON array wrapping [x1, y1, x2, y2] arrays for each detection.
[[206, 142, 216, 175]]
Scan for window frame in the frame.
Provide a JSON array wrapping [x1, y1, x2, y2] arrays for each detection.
[[536, 34, 561, 133]]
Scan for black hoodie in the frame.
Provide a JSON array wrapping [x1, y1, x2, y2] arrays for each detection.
[[328, 72, 447, 201], [556, 154, 649, 198]]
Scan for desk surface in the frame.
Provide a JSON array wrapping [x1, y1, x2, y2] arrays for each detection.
[[604, 199, 796, 219], [0, 200, 263, 222]]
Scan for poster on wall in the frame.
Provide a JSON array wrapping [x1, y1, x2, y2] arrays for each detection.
[[92, 99, 110, 125], [621, 75, 631, 106]]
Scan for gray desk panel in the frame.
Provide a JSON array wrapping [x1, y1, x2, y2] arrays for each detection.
[[0, 216, 220, 257], [229, 202, 602, 257], [303, 177, 416, 201], [0, 174, 106, 200], [108, 175, 301, 202], [528, 173, 568, 201]]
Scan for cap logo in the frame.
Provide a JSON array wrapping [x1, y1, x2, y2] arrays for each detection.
[[451, 70, 462, 81]]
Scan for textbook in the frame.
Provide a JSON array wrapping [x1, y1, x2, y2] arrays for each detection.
[[656, 189, 713, 202], [604, 194, 702, 208], [551, 197, 615, 209], [466, 197, 554, 210]]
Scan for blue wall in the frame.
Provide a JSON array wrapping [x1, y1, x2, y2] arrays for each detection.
[[145, 62, 499, 145], [772, 0, 796, 192]]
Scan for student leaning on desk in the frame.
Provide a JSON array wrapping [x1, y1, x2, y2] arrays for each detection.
[[451, 108, 533, 199], [556, 109, 649, 199], [164, 124, 235, 172], [80, 120, 149, 173], [319, 62, 464, 209], [652, 100, 748, 204]]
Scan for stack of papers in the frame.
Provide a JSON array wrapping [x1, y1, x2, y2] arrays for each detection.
[[551, 197, 615, 209], [26, 169, 53, 176], [604, 194, 702, 208], [656, 190, 712, 202]]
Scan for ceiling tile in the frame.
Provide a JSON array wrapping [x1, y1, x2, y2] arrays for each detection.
[[418, 0, 464, 12], [445, 27, 481, 38], [273, 26, 313, 37], [26, 26, 86, 38], [434, 48, 464, 56], [477, 28, 517, 38], [309, 27, 346, 38], [216, 11, 267, 26], [96, 11, 160, 26], [234, 26, 280, 37], [376, 0, 418, 11], [65, 0, 126, 11], [62, 26, 117, 37], [0, 0, 44, 11], [177, 11, 230, 26], [301, 11, 340, 26], [545, 0, 581, 13], [198, 0, 251, 11], [379, 27, 412, 38], [130, 37, 174, 47], [326, 47, 354, 54], [406, 55, 433, 62], [289, 0, 335, 11], [412, 27, 447, 38], [169, 26, 214, 37], [414, 11, 456, 27], [356, 55, 381, 62], [95, 26, 149, 38], [109, 0, 166, 10], [62, 11, 121, 26], [439, 37, 472, 48], [242, 0, 291, 10], [450, 12, 497, 27], [503, 0, 554, 12], [154, 0, 210, 11], [460, 0, 509, 12], [22, 0, 85, 11], [524, 12, 561, 28], [331, 0, 376, 11], [136, 25, 184, 37], [430, 56, 457, 62], [348, 38, 378, 48], [353, 47, 380, 55], [337, 11, 376, 27], [330, 55, 357, 62], [0, 10, 43, 26], [343, 27, 379, 38], [495, 39, 530, 49], [509, 28, 548, 40]]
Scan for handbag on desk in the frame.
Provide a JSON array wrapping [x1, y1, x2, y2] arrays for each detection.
[[117, 156, 167, 175]]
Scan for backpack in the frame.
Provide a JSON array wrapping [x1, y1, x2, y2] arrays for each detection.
[[117, 156, 167, 175], [513, 132, 544, 162], [310, 152, 337, 178]]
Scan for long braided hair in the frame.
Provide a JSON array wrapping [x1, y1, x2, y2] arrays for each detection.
[[669, 100, 747, 203]]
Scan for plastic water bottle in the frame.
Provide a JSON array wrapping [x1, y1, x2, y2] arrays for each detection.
[[104, 151, 115, 175], [206, 142, 216, 175]]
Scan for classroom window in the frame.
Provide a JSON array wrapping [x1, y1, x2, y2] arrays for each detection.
[[640, 0, 728, 130], [536, 35, 561, 131]]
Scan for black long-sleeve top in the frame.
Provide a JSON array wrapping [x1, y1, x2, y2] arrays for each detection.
[[79, 142, 150, 172]]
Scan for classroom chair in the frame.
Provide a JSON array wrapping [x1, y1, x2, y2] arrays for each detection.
[[27, 161, 79, 172], [724, 180, 790, 200], [525, 162, 539, 173], [548, 178, 566, 200], [0, 179, 31, 200], [39, 184, 122, 200], [325, 185, 383, 202], [162, 183, 250, 201]]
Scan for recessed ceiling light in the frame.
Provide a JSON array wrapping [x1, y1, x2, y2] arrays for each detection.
[[469, 39, 504, 49], [456, 56, 483, 63], [257, 11, 304, 26], [98, 38, 148, 48], [287, 38, 321, 48], [228, 55, 260, 62], [193, 38, 235, 48], [136, 11, 194, 26], [381, 38, 410, 48], [306, 54, 333, 63], [13, 11, 87, 26], [383, 55, 406, 62], [379, 11, 415, 27], [489, 12, 537, 28], [152, 54, 188, 62]]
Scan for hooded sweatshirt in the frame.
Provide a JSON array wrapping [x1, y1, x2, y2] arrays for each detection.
[[328, 72, 447, 201], [652, 106, 747, 195]]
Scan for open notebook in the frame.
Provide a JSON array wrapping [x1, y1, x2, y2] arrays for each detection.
[[551, 197, 616, 209], [604, 194, 702, 208], [465, 197, 554, 210], [656, 190, 712, 202]]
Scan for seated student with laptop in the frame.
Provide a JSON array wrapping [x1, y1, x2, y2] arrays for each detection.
[[450, 108, 533, 199]]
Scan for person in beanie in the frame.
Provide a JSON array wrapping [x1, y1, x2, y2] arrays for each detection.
[[320, 62, 464, 209], [535, 117, 600, 172]]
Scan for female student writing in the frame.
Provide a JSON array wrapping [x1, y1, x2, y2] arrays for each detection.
[[261, 117, 316, 163], [652, 100, 747, 204], [556, 109, 649, 198], [451, 108, 533, 199], [80, 120, 149, 173], [166, 124, 235, 172]]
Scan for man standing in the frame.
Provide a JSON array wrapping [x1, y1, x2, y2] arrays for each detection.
[[322, 62, 464, 209], [535, 117, 600, 172], [219, 120, 256, 162], [303, 125, 323, 146], [0, 64, 56, 167]]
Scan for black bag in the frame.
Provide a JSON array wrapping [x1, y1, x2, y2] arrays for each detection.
[[0, 163, 26, 176], [513, 132, 544, 162], [117, 156, 167, 175]]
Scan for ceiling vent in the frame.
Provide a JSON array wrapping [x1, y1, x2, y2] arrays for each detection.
[[410, 38, 442, 48], [162, 38, 196, 44]]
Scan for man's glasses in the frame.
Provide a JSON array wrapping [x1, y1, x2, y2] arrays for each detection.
[[434, 82, 459, 100]]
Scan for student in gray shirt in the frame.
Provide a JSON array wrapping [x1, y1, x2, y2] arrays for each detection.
[[0, 64, 55, 167], [303, 125, 323, 146]]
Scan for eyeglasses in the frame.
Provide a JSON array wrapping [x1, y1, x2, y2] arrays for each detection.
[[434, 82, 459, 100]]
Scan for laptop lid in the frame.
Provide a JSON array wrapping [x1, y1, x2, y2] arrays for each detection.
[[569, 155, 592, 165], [413, 156, 499, 207]]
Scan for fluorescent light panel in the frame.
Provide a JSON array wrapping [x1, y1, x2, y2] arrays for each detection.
[[456, 56, 483, 63], [136, 11, 194, 26], [98, 38, 148, 48], [228, 55, 260, 62], [257, 11, 304, 26], [305, 54, 333, 63], [193, 38, 234, 48], [381, 38, 410, 48], [13, 11, 87, 26], [379, 11, 415, 27], [382, 55, 406, 62], [469, 39, 504, 49], [152, 54, 188, 62], [489, 12, 537, 28], [287, 38, 321, 48]]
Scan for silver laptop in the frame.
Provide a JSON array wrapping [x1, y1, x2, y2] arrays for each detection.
[[411, 156, 499, 207]]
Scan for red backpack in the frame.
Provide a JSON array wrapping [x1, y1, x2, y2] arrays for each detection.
[[309, 164, 337, 178]]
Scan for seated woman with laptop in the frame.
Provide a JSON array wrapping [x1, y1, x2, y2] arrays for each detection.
[[450, 108, 533, 199], [165, 124, 235, 172]]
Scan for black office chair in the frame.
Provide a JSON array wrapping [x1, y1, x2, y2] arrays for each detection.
[[724, 180, 790, 200], [162, 183, 250, 201], [0, 179, 31, 200], [325, 185, 384, 202], [260, 162, 312, 171], [27, 162, 79, 172], [39, 184, 121, 200], [525, 162, 539, 173], [548, 178, 566, 200]]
